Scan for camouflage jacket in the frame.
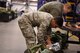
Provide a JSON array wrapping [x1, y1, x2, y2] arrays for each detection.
[[38, 1, 63, 17], [18, 11, 54, 44]]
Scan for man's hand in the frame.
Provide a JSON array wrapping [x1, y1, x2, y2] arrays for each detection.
[[45, 35, 52, 49]]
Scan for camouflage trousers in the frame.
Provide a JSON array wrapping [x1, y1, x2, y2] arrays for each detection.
[[18, 17, 37, 49], [23, 25, 36, 49]]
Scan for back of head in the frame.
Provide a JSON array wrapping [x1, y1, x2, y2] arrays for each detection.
[[63, 3, 72, 14], [64, 3, 71, 8], [54, 16, 63, 27]]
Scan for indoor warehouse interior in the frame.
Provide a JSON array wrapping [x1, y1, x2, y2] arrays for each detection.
[[0, 0, 80, 53]]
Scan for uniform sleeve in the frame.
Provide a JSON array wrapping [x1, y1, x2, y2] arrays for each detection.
[[37, 20, 49, 44], [39, 7, 61, 17]]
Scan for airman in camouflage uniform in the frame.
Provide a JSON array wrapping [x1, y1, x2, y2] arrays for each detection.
[[18, 11, 63, 53], [18, 11, 53, 48], [39, 1, 71, 17]]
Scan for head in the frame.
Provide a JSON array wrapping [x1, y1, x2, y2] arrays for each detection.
[[50, 16, 63, 28], [63, 3, 71, 14]]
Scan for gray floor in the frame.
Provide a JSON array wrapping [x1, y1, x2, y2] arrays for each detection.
[[0, 18, 26, 53], [0, 2, 80, 53]]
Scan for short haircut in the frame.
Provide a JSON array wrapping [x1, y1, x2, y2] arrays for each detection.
[[64, 3, 71, 10], [54, 16, 63, 27]]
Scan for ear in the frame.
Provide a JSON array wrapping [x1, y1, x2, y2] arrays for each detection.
[[50, 19, 57, 28]]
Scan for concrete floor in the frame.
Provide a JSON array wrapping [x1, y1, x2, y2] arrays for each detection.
[[0, 2, 80, 53], [0, 19, 27, 53]]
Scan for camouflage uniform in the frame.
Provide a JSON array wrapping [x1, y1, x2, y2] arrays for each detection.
[[18, 11, 54, 50], [38, 1, 63, 17]]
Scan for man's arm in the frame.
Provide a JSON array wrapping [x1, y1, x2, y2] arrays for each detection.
[[37, 21, 48, 44], [39, 3, 61, 17]]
